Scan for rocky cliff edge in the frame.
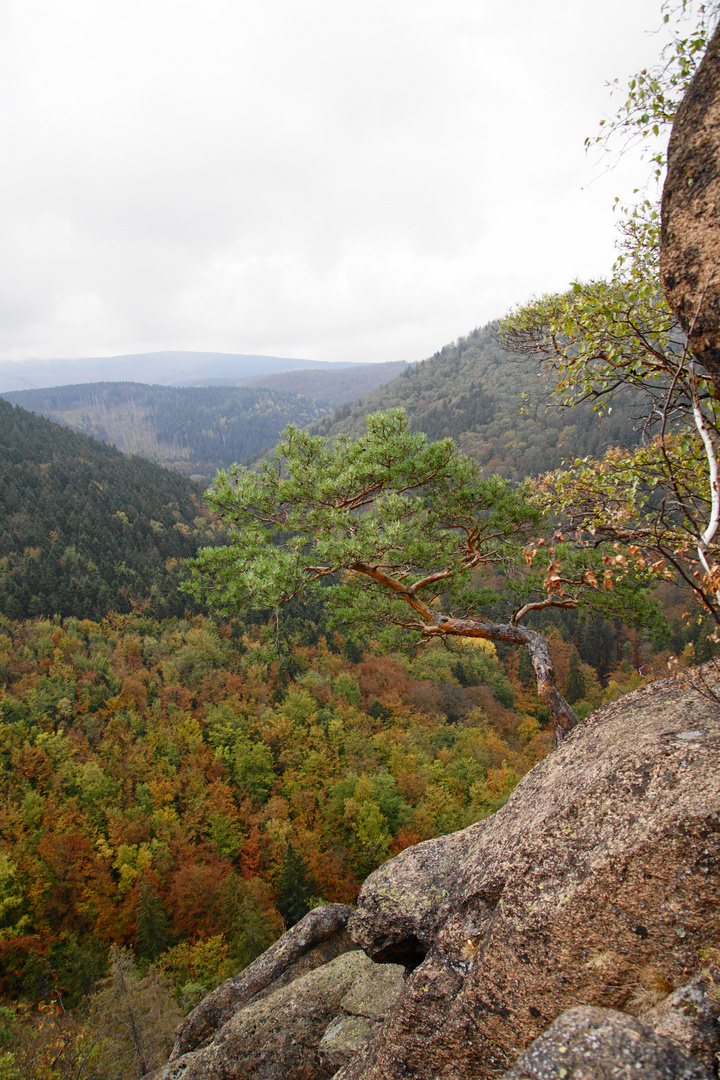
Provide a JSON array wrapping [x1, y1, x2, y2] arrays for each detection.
[[158, 676, 720, 1079]]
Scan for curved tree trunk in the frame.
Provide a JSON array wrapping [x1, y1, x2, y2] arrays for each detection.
[[427, 614, 579, 743], [350, 562, 579, 744]]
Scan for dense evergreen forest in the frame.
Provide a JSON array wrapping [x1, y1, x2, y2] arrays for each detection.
[[311, 324, 646, 478], [2, 384, 331, 482], [3, 362, 405, 482], [0, 399, 221, 623], [4, 327, 646, 485]]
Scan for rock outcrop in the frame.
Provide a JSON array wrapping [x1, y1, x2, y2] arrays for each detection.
[[156, 678, 720, 1080], [640, 962, 720, 1074], [661, 20, 720, 389], [318, 957, 407, 1073], [170, 903, 356, 1058], [500, 1006, 713, 1080], [340, 677, 720, 1079], [159, 950, 405, 1080]]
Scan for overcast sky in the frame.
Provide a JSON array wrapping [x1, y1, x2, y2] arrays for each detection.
[[0, 0, 673, 370]]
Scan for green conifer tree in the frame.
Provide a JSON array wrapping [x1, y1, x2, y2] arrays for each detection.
[[136, 876, 174, 961], [566, 648, 586, 705], [276, 844, 319, 928]]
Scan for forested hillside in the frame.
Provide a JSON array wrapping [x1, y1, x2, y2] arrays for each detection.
[[311, 324, 644, 479], [0, 594, 699, 1072], [0, 344, 709, 1077], [2, 384, 334, 481], [0, 612, 552, 1002], [4, 328, 646, 484], [3, 363, 406, 482], [0, 399, 221, 622], [0, 351, 350, 394]]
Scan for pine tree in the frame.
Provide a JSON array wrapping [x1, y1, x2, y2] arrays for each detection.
[[517, 646, 534, 687], [276, 844, 319, 928], [135, 876, 174, 962], [565, 649, 586, 705]]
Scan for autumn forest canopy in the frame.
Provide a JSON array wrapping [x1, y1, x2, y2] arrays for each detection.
[[2, 3, 720, 1076]]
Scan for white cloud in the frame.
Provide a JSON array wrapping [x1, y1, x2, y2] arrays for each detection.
[[0, 0, 672, 367]]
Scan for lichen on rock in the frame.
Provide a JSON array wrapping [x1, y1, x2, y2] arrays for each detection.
[[341, 679, 720, 1080], [154, 680, 720, 1080], [158, 948, 404, 1080], [169, 902, 357, 1059], [500, 1006, 713, 1080]]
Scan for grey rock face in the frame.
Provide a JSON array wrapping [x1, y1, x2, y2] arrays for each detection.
[[319, 960, 406, 1072], [342, 679, 720, 1080], [346, 822, 486, 966], [501, 1006, 713, 1080], [641, 963, 720, 1073], [661, 20, 720, 389], [158, 950, 404, 1080], [170, 903, 356, 1058]]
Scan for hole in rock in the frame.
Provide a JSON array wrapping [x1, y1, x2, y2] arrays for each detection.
[[371, 934, 427, 972]]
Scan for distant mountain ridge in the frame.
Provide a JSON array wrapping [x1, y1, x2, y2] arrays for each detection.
[[3, 364, 408, 480], [0, 350, 361, 393], [2, 327, 647, 486], [233, 361, 407, 399]]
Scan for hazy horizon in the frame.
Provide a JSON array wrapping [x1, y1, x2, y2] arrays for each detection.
[[2, 0, 672, 374]]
